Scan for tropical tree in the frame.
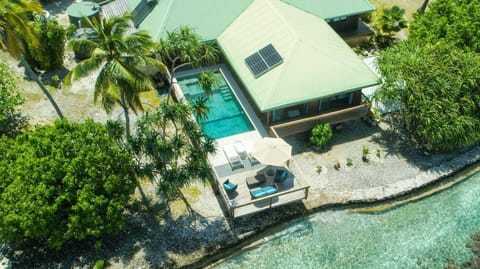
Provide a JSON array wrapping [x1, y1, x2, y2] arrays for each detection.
[[25, 16, 66, 71], [0, 62, 28, 137], [65, 13, 166, 138], [376, 40, 480, 151], [128, 100, 215, 203], [374, 5, 408, 47], [410, 0, 480, 52], [0, 119, 136, 249], [154, 26, 219, 100], [0, 0, 64, 119]]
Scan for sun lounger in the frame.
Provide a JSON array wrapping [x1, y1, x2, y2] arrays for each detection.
[[243, 140, 260, 165], [223, 144, 244, 170]]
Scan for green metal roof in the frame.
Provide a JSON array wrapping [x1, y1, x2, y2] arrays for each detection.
[[218, 0, 380, 112], [127, 0, 254, 41], [281, 0, 376, 19]]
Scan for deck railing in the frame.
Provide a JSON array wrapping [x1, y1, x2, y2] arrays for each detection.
[[269, 103, 370, 137], [213, 161, 310, 218], [227, 185, 310, 218]]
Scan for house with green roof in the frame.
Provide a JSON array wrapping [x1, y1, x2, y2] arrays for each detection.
[[105, 0, 380, 137]]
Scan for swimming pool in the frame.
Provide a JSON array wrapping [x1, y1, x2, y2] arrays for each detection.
[[177, 71, 254, 139]]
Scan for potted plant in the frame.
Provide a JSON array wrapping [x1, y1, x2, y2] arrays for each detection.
[[334, 160, 341, 170], [346, 158, 353, 167], [362, 146, 370, 162]]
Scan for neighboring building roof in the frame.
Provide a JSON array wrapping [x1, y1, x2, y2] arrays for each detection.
[[126, 0, 254, 41], [102, 0, 130, 20], [281, 0, 376, 19], [217, 0, 380, 112]]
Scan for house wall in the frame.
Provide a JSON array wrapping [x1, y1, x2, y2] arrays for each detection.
[[267, 90, 364, 124], [328, 15, 360, 33]]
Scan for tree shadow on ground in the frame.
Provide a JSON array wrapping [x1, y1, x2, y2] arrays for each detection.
[[285, 118, 464, 172], [2, 197, 229, 269], [369, 115, 464, 170], [284, 119, 380, 155]]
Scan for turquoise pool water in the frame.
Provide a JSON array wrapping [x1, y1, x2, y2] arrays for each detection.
[[177, 71, 254, 139], [216, 170, 480, 268]]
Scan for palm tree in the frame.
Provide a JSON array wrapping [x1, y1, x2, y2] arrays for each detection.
[[0, 0, 64, 119], [65, 14, 166, 138]]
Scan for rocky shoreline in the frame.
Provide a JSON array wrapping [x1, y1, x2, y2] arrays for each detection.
[[2, 118, 480, 269]]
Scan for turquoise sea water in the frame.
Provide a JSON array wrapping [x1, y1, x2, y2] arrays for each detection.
[[177, 71, 254, 139], [216, 170, 480, 268]]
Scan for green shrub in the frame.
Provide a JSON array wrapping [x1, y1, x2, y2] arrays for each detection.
[[346, 158, 353, 167], [310, 123, 333, 148], [94, 259, 105, 269], [316, 165, 323, 173], [362, 146, 370, 162], [0, 120, 136, 249], [25, 17, 65, 71]]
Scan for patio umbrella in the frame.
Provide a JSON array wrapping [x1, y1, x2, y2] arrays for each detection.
[[251, 137, 292, 166]]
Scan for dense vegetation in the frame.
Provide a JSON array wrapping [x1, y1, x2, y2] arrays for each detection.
[[25, 17, 66, 71], [0, 63, 27, 137], [376, 0, 480, 151], [0, 120, 136, 249], [128, 100, 216, 201], [377, 41, 480, 151], [0, 0, 64, 118], [410, 0, 480, 52]]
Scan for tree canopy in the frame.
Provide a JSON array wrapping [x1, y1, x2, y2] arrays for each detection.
[[0, 63, 27, 137], [65, 14, 166, 137], [409, 0, 480, 52], [0, 119, 136, 249], [128, 100, 215, 200], [154, 26, 219, 99], [376, 41, 480, 151], [0, 0, 41, 58]]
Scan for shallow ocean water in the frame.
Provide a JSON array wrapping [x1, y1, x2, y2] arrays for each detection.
[[216, 170, 480, 268]]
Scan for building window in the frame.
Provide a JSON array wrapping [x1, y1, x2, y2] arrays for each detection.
[[331, 16, 347, 22]]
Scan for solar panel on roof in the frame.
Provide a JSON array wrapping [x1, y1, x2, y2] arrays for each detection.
[[259, 44, 283, 68], [245, 44, 283, 78], [245, 52, 269, 77]]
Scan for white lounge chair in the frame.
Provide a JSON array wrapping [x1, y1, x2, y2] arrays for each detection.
[[243, 140, 260, 165], [223, 144, 244, 170]]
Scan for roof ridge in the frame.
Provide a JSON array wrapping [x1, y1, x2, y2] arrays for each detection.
[[260, 0, 299, 111]]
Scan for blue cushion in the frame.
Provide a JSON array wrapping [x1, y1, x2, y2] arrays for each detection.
[[275, 169, 287, 180], [250, 186, 277, 198], [223, 181, 237, 191]]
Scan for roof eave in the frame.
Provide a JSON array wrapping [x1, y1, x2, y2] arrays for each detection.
[[260, 80, 381, 112]]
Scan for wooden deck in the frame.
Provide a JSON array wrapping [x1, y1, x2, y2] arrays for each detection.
[[215, 164, 310, 218]]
